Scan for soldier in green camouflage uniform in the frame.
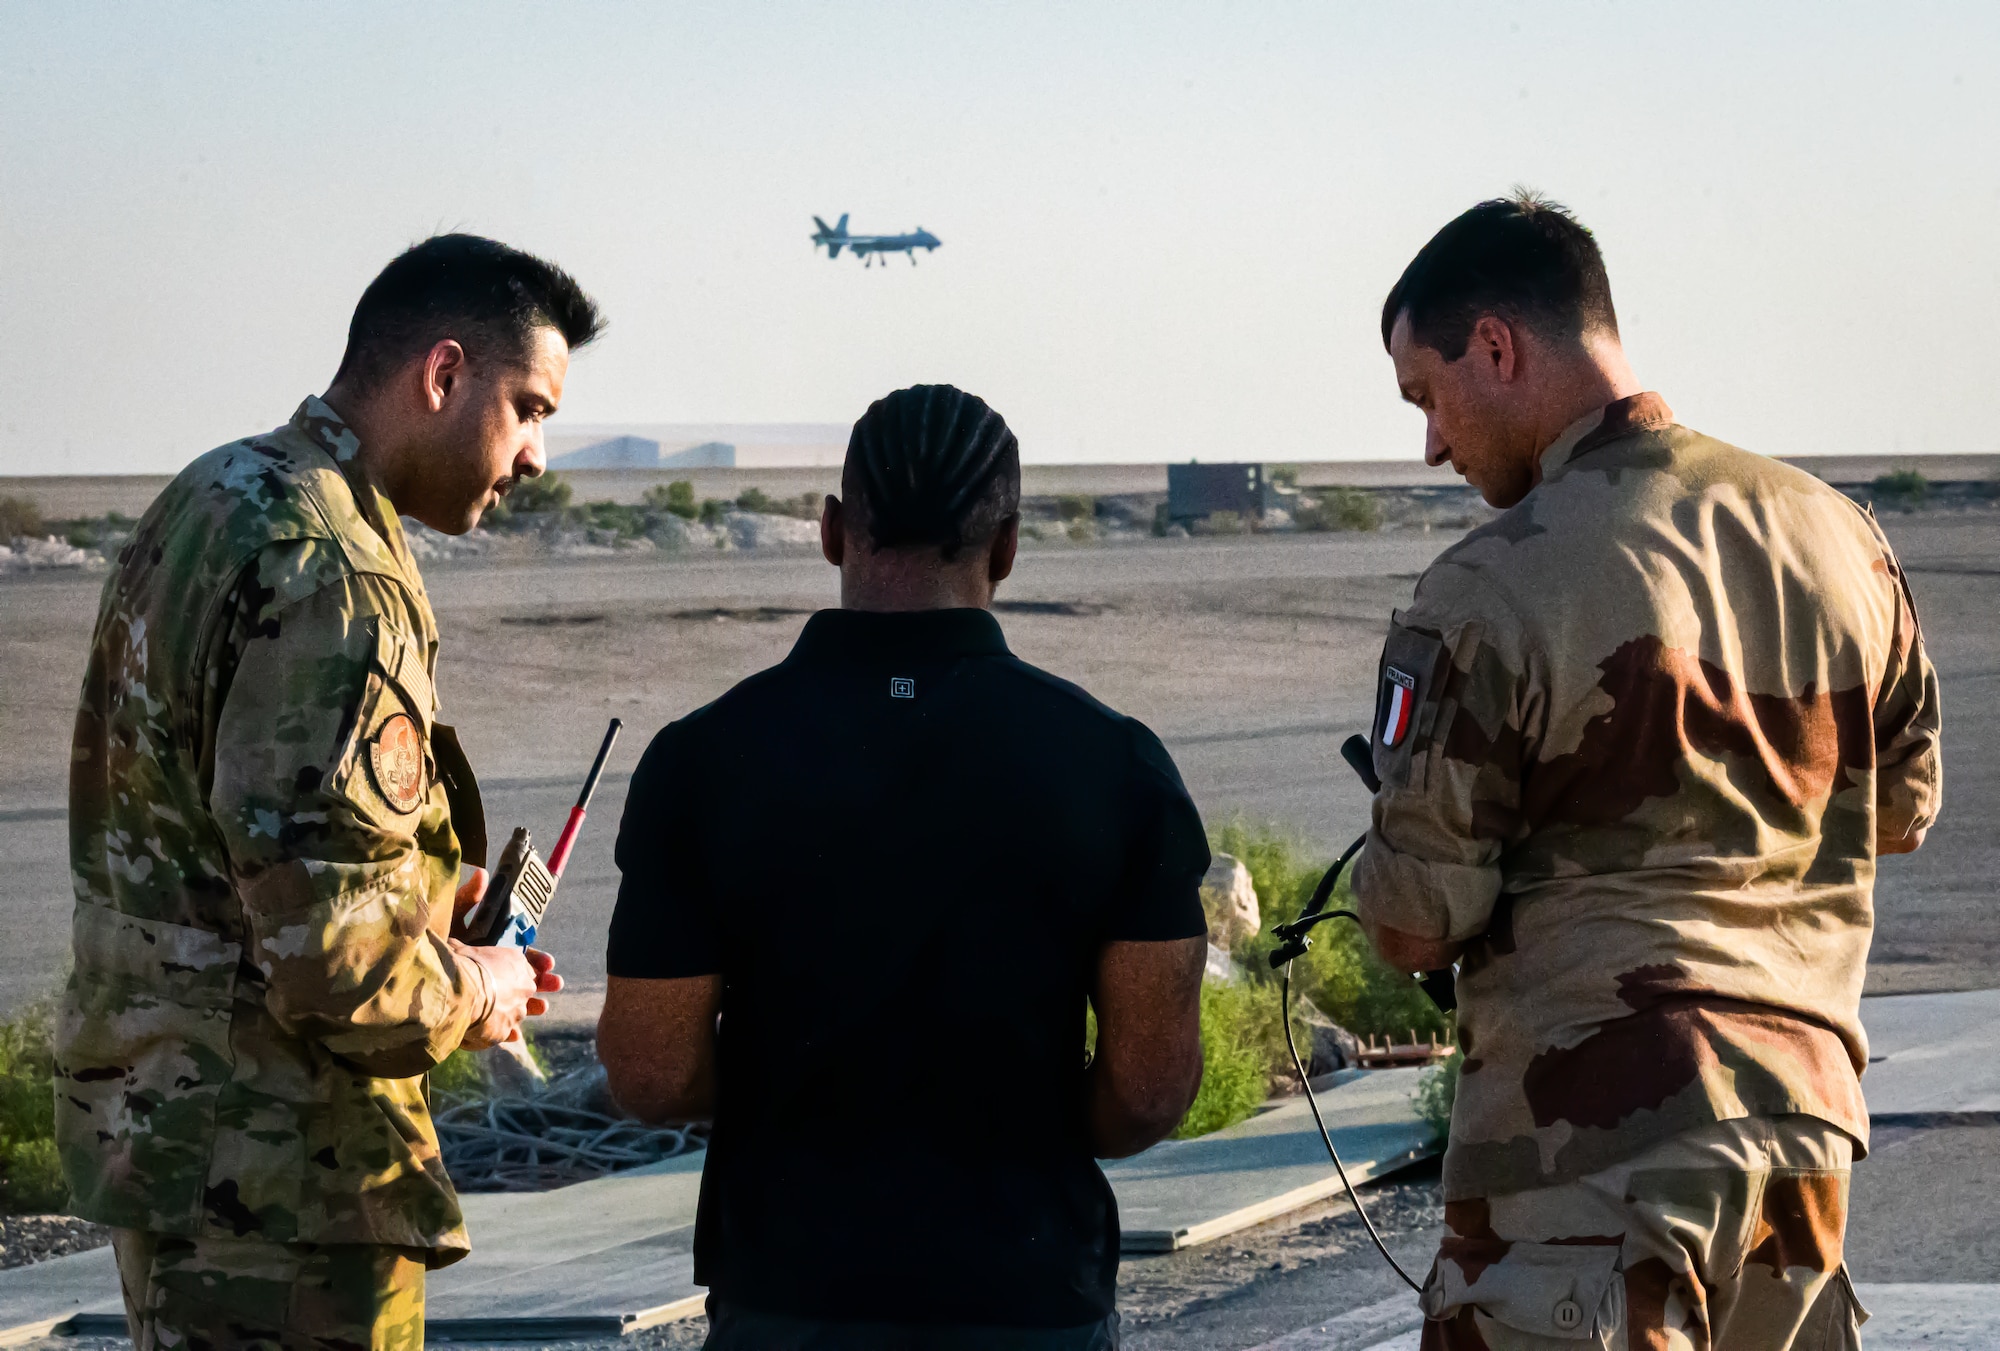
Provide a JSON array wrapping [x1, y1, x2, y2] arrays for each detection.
[[1354, 197, 1941, 1349], [58, 235, 601, 1349]]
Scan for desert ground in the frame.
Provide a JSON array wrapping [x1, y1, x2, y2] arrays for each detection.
[[3, 512, 1995, 1022]]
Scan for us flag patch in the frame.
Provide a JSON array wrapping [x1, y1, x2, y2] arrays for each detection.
[[1380, 667, 1417, 747]]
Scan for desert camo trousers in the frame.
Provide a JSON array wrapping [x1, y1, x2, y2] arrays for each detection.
[[112, 1229, 428, 1351], [1418, 1115, 1868, 1351]]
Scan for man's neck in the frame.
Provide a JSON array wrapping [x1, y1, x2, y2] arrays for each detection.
[[320, 384, 407, 510], [839, 571, 992, 613], [1529, 334, 1644, 458]]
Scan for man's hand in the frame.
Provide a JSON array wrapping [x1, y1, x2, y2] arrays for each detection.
[[1363, 918, 1464, 976], [1878, 823, 1930, 856], [454, 943, 562, 1049], [1089, 937, 1206, 1159]]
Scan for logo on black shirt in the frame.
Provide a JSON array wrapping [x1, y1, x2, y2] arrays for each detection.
[[890, 677, 916, 699]]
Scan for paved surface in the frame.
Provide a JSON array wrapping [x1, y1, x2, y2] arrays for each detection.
[[0, 1068, 1437, 1342], [7, 516, 1997, 1020]]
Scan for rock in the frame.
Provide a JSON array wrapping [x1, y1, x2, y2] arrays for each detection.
[[480, 1040, 547, 1096], [0, 536, 99, 573], [1203, 942, 1240, 985], [725, 510, 820, 550], [1200, 853, 1260, 951], [1293, 1002, 1362, 1075]]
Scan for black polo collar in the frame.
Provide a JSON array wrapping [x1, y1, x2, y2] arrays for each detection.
[[789, 607, 1011, 665]]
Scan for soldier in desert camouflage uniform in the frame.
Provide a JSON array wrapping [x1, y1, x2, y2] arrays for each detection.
[[58, 235, 601, 1348], [1353, 195, 1941, 1350]]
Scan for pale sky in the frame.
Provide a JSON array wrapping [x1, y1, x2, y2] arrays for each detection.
[[3, 2, 1995, 474]]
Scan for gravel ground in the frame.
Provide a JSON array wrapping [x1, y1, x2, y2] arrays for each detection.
[[0, 1214, 109, 1271]]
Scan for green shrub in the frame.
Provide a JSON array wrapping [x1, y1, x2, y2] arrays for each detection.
[[0, 1001, 66, 1213], [429, 1048, 489, 1104], [736, 486, 776, 514], [1056, 494, 1095, 523], [1270, 465, 1301, 489], [1294, 486, 1381, 532], [0, 496, 42, 542], [507, 474, 573, 515], [1200, 510, 1247, 535], [1872, 470, 1929, 510], [1209, 815, 1449, 1041], [1415, 1048, 1462, 1145], [65, 523, 100, 549], [1152, 503, 1173, 536], [1173, 981, 1269, 1139], [585, 501, 646, 538], [699, 499, 729, 526], [644, 481, 699, 520]]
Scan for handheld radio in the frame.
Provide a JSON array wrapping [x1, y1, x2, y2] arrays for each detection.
[[463, 719, 623, 949]]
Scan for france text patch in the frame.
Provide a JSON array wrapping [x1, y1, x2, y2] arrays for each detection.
[[1380, 667, 1416, 748]]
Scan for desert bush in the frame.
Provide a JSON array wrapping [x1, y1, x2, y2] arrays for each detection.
[[735, 486, 776, 514], [1414, 1048, 1461, 1145], [1294, 486, 1382, 533], [1172, 981, 1269, 1139], [699, 499, 729, 527], [1270, 465, 1301, 489], [584, 501, 646, 538], [428, 1036, 547, 1107], [644, 481, 699, 520], [0, 1000, 65, 1213], [1872, 470, 1929, 510], [1198, 510, 1247, 535], [1056, 494, 1095, 523], [1209, 815, 1449, 1042], [0, 496, 43, 542], [507, 474, 573, 515]]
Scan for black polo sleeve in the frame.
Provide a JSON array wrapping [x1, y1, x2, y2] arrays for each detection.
[[607, 719, 721, 978], [1104, 720, 1212, 942]]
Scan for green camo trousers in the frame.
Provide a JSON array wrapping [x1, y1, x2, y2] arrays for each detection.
[[112, 1229, 427, 1351], [1418, 1115, 1868, 1350]]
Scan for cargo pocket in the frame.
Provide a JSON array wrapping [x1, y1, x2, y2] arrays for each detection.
[[54, 903, 242, 1230], [1798, 1263, 1868, 1351], [1421, 1240, 1623, 1344]]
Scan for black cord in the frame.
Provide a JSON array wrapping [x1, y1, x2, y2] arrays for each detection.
[[1280, 961, 1424, 1293]]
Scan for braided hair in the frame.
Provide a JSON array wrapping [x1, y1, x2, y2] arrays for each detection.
[[842, 385, 1021, 560]]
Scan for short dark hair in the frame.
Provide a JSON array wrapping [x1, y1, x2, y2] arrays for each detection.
[[1381, 190, 1617, 361], [842, 385, 1021, 560], [333, 234, 605, 390]]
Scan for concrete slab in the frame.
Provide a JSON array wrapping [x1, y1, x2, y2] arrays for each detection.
[[1862, 989, 2000, 1116], [0, 1153, 709, 1343], [0, 1072, 1430, 1339], [1110, 1068, 1434, 1253]]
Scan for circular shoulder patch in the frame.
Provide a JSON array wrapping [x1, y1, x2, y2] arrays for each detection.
[[368, 713, 427, 814]]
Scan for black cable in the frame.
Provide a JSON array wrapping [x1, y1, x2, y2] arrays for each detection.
[[1280, 961, 1425, 1293]]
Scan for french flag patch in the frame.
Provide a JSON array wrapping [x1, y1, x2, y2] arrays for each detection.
[[1380, 667, 1417, 748]]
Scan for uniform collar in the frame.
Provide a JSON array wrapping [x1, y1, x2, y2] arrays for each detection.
[[288, 396, 423, 584], [1537, 392, 1676, 481], [789, 607, 1011, 665]]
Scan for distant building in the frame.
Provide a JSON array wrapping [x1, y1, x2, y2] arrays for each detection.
[[1167, 463, 1290, 522], [543, 424, 847, 470]]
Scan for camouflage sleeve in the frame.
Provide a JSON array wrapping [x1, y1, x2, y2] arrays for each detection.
[[208, 544, 490, 1077], [1873, 551, 1943, 844], [1352, 570, 1532, 942]]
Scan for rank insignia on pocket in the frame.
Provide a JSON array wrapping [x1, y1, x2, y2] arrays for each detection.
[[369, 713, 426, 814], [1380, 667, 1417, 748]]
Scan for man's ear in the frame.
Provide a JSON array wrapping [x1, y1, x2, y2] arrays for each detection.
[[988, 514, 1020, 586], [820, 494, 845, 568], [1470, 316, 1519, 383], [420, 339, 468, 413]]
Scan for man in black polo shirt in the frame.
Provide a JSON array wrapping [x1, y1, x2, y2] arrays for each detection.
[[599, 385, 1209, 1351]]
